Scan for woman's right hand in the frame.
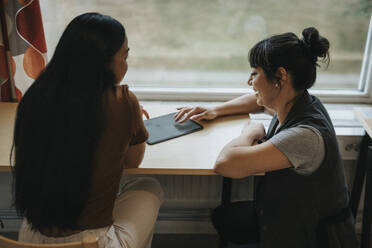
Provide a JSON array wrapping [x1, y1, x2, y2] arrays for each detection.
[[174, 106, 218, 123], [241, 121, 266, 140]]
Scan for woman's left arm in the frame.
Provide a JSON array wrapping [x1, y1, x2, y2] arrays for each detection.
[[214, 122, 292, 178]]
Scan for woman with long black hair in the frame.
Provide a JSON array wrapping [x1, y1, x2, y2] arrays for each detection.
[[13, 13, 163, 248]]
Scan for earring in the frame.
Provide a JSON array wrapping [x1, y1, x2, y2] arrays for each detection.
[[275, 83, 279, 88]]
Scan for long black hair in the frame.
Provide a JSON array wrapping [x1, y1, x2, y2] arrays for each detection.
[[12, 13, 126, 231], [249, 27, 330, 90]]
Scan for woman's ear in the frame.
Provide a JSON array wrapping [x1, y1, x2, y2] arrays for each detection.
[[276, 67, 288, 84], [275, 67, 288, 86]]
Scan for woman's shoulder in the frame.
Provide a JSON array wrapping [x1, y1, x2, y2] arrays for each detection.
[[104, 84, 139, 106], [103, 85, 141, 124], [269, 125, 325, 175], [111, 84, 139, 104], [112, 84, 129, 100]]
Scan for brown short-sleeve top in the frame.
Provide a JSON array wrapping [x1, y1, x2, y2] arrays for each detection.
[[76, 85, 148, 229]]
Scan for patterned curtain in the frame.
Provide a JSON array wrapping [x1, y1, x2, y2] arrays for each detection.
[[0, 0, 47, 102]]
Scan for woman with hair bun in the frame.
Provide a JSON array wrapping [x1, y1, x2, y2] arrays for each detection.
[[175, 27, 358, 247], [13, 13, 163, 248]]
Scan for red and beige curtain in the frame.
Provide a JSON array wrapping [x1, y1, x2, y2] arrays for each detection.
[[0, 0, 47, 102]]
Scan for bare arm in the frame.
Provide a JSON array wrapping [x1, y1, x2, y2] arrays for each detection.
[[175, 93, 268, 123], [123, 142, 146, 169], [214, 122, 291, 178], [214, 93, 264, 116], [122, 90, 148, 170]]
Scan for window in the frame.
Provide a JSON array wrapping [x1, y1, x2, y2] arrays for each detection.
[[40, 0, 372, 102]]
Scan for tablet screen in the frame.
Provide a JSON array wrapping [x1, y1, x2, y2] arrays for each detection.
[[144, 112, 203, 145]]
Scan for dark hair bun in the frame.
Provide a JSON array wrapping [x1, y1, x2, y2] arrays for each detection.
[[302, 27, 330, 63]]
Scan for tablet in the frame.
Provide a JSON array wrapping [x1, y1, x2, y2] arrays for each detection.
[[144, 112, 203, 145]]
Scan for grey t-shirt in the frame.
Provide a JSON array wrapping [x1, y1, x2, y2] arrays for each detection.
[[268, 125, 325, 175]]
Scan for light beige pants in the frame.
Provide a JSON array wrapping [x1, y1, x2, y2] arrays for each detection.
[[18, 177, 164, 248]]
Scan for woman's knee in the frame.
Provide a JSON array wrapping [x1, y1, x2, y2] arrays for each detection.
[[124, 177, 164, 203]]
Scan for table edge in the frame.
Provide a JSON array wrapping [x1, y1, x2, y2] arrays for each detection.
[[123, 168, 217, 175]]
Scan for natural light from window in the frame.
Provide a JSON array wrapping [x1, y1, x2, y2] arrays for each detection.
[[40, 0, 370, 92]]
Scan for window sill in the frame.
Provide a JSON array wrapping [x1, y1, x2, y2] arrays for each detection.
[[132, 86, 372, 103]]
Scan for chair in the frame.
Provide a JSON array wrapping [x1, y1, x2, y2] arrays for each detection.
[[0, 234, 98, 248]]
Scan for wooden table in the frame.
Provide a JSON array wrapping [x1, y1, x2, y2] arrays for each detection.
[[125, 103, 249, 175], [351, 107, 372, 248], [0, 103, 17, 172], [0, 102, 249, 175]]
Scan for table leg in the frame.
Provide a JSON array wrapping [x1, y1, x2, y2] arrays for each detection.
[[221, 177, 232, 205], [350, 134, 372, 218], [218, 177, 232, 248], [361, 145, 372, 248]]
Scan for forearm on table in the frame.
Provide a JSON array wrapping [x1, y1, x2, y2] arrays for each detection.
[[214, 134, 253, 172], [214, 133, 265, 178], [213, 94, 264, 117], [222, 133, 257, 148]]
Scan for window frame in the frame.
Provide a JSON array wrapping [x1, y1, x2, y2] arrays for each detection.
[[131, 15, 372, 103]]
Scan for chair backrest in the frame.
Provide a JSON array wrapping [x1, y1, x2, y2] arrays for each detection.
[[0, 234, 98, 248]]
